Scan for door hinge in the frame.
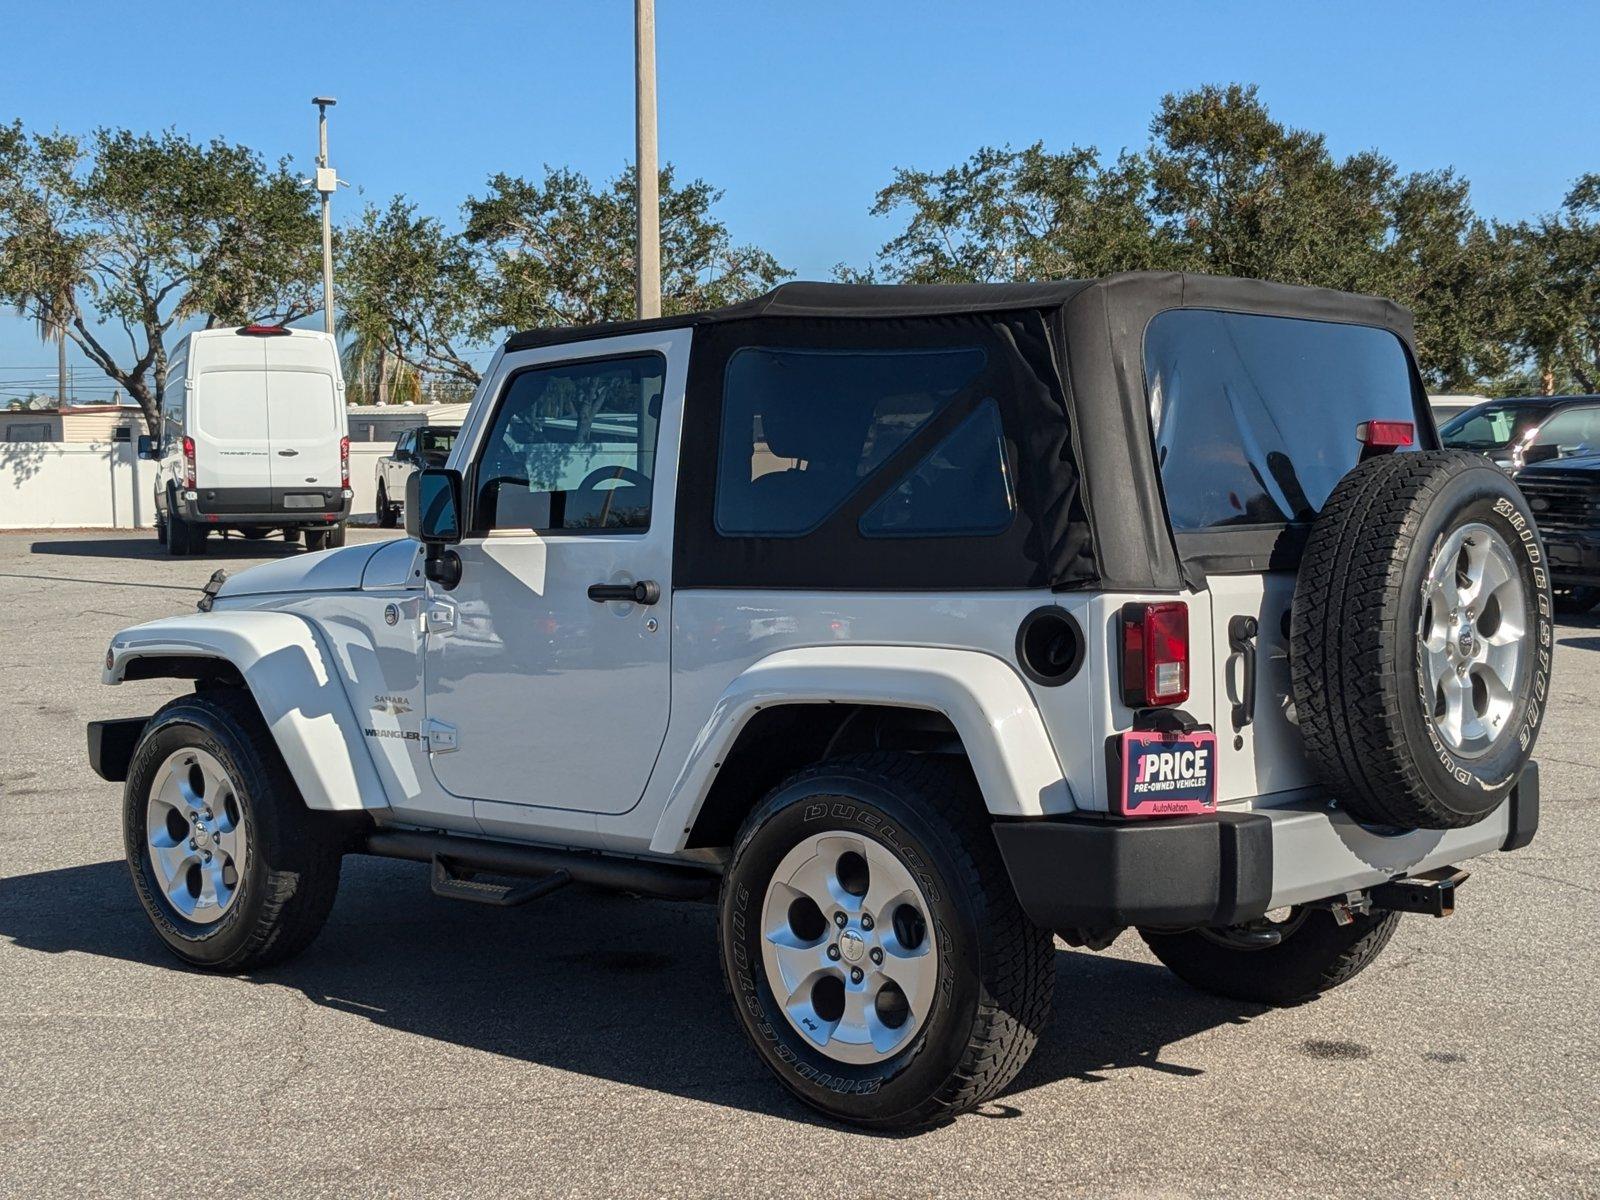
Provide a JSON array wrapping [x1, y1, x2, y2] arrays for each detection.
[[424, 718, 458, 754], [425, 601, 456, 633]]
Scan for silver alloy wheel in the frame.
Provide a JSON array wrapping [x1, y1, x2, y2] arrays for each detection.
[[760, 832, 939, 1065], [145, 747, 248, 924], [1419, 521, 1527, 757]]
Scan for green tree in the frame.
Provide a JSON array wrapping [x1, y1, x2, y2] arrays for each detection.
[[841, 142, 1170, 284], [463, 164, 790, 330], [852, 84, 1513, 389], [1497, 175, 1600, 394], [338, 196, 485, 401], [0, 122, 319, 433]]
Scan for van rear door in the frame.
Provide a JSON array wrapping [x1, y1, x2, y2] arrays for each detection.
[[191, 336, 272, 492], [1143, 309, 1430, 804], [264, 336, 343, 496]]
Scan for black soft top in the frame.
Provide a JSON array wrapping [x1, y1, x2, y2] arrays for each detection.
[[503, 273, 1423, 592]]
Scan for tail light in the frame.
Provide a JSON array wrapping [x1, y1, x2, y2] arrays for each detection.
[[181, 436, 196, 489], [238, 324, 290, 336], [1357, 420, 1414, 454], [339, 436, 350, 488], [1120, 601, 1189, 707]]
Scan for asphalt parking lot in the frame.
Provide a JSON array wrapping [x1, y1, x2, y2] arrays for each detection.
[[1, 528, 1597, 1199]]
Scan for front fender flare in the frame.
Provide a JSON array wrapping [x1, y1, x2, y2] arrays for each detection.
[[105, 611, 386, 812], [649, 645, 1074, 855]]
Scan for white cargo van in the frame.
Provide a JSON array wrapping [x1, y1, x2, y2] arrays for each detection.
[[141, 325, 351, 555]]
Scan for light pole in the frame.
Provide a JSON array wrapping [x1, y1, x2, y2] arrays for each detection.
[[312, 96, 338, 335], [634, 0, 660, 319]]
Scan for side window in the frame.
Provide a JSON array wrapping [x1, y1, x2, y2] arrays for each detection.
[[472, 353, 665, 533], [715, 346, 987, 536], [860, 400, 1014, 537], [1146, 310, 1422, 531], [397, 431, 414, 455], [1527, 405, 1600, 460]]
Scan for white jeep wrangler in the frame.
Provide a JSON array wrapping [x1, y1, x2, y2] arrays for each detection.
[[90, 274, 1548, 1130]]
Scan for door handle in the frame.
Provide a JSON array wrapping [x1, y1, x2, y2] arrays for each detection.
[[587, 580, 661, 605], [1228, 615, 1259, 732]]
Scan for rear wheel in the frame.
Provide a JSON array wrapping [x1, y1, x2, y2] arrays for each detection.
[[281, 528, 301, 545], [165, 497, 193, 557], [154, 508, 167, 546], [376, 482, 398, 528], [1141, 908, 1401, 1005], [123, 691, 344, 971], [324, 522, 347, 548], [1553, 585, 1600, 615], [304, 529, 328, 552], [719, 753, 1054, 1129]]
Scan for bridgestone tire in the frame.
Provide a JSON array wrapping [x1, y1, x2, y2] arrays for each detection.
[[1291, 450, 1552, 829], [1140, 909, 1400, 1005], [719, 753, 1055, 1130], [123, 690, 344, 971]]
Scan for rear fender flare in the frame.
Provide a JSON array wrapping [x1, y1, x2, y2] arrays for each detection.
[[105, 611, 386, 812], [648, 645, 1074, 855]]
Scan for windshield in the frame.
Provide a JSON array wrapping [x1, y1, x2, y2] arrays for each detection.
[[1439, 404, 1547, 450], [1524, 405, 1600, 462]]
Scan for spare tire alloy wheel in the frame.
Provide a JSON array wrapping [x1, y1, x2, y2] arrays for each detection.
[[1419, 523, 1526, 758], [760, 833, 938, 1064], [1292, 450, 1553, 830]]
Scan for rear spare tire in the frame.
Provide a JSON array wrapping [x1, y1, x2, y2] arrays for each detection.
[[1291, 450, 1552, 829]]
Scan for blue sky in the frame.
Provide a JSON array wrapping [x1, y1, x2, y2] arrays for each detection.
[[1, 0, 1596, 402]]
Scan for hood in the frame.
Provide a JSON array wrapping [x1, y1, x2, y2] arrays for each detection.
[[215, 540, 391, 600], [1518, 453, 1600, 478]]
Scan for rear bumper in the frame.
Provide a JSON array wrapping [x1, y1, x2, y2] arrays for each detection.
[[994, 764, 1539, 929], [173, 486, 351, 527]]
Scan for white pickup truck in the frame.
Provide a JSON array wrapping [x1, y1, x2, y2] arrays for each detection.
[[373, 424, 459, 528], [90, 275, 1546, 1129]]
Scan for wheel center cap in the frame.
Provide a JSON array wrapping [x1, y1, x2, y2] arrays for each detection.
[[193, 824, 212, 849], [838, 929, 867, 964], [1457, 627, 1476, 657]]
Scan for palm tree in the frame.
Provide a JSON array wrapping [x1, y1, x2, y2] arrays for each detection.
[[337, 317, 422, 406]]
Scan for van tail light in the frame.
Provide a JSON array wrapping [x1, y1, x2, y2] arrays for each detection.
[[237, 324, 290, 336], [339, 436, 350, 488], [181, 436, 196, 488], [1356, 420, 1414, 453], [1120, 602, 1189, 707]]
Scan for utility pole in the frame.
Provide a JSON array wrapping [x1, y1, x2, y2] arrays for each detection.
[[56, 327, 67, 407], [312, 96, 339, 335], [634, 0, 660, 319]]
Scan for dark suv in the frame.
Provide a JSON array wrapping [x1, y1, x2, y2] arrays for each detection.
[[1511, 400, 1600, 612]]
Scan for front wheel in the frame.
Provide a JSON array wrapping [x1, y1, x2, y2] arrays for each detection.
[[1140, 908, 1400, 1006], [123, 691, 344, 971], [719, 753, 1055, 1130]]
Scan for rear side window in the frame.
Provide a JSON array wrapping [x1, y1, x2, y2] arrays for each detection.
[[859, 400, 1014, 537], [1145, 310, 1421, 531], [715, 346, 986, 536]]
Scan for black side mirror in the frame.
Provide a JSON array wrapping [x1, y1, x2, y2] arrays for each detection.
[[407, 468, 464, 588], [136, 434, 156, 460], [407, 467, 463, 543]]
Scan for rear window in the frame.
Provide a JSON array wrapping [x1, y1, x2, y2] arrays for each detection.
[[1145, 310, 1421, 532], [714, 345, 987, 536], [266, 371, 338, 433], [195, 370, 269, 440], [419, 428, 457, 454]]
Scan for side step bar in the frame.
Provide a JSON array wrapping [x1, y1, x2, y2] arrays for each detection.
[[430, 857, 572, 908], [362, 829, 718, 902]]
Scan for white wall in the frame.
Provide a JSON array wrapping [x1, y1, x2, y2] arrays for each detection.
[[0, 440, 397, 529]]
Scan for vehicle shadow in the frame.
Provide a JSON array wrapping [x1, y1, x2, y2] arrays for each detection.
[[0, 856, 1263, 1132], [28, 536, 302, 561]]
